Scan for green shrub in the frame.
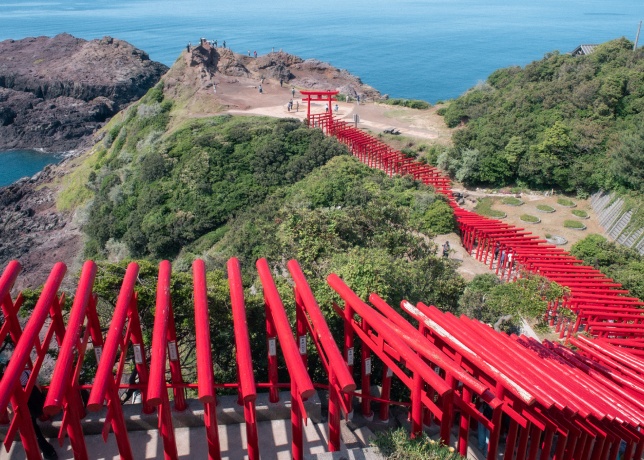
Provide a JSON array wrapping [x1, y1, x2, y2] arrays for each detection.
[[536, 204, 555, 212], [564, 219, 586, 229], [571, 209, 588, 218], [142, 82, 165, 104], [381, 98, 431, 110], [372, 428, 462, 459], [571, 234, 644, 300]]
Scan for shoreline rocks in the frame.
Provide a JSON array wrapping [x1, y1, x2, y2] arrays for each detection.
[[0, 34, 168, 152]]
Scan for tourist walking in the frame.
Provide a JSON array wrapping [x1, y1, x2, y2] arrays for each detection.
[[442, 241, 450, 258], [258, 84, 263, 94], [186, 42, 191, 52], [254, 50, 257, 58]]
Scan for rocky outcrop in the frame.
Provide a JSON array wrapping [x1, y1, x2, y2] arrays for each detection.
[[0, 34, 168, 151], [0, 164, 83, 291], [247, 51, 380, 98]]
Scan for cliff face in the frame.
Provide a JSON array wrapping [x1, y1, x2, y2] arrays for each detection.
[[0, 34, 168, 151]]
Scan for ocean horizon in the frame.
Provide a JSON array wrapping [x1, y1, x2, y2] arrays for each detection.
[[1, 0, 642, 186]]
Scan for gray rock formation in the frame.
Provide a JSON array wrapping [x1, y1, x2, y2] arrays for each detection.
[[0, 34, 168, 151]]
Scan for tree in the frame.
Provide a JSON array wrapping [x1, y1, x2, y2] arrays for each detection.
[[458, 273, 566, 333], [610, 125, 644, 192]]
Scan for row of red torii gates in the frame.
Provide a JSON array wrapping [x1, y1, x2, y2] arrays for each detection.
[[0, 92, 642, 459]]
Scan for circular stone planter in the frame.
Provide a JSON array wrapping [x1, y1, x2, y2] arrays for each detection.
[[557, 199, 577, 208], [571, 210, 589, 219], [502, 197, 524, 206], [520, 215, 541, 224], [536, 205, 556, 213], [546, 235, 568, 245], [563, 220, 587, 230]]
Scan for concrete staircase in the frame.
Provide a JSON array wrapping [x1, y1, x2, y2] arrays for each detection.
[[590, 191, 644, 255]]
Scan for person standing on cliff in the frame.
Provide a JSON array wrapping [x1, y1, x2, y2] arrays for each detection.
[[280, 78, 283, 87], [291, 87, 295, 98], [254, 50, 257, 58], [258, 84, 263, 94], [187, 42, 191, 52], [223, 40, 226, 49]]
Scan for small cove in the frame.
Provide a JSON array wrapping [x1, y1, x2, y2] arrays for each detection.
[[0, 150, 63, 187]]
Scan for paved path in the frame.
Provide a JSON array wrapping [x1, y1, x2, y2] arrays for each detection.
[[0, 419, 334, 459]]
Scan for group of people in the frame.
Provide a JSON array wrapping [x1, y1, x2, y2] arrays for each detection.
[[187, 38, 226, 52], [286, 100, 299, 112], [494, 241, 514, 266]]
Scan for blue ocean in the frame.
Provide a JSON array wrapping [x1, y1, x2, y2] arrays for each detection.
[[1, 0, 642, 186]]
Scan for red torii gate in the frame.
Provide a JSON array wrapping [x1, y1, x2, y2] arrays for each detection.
[[301, 90, 338, 124]]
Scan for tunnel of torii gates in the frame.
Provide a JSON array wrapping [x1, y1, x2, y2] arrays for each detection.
[[0, 92, 644, 460]]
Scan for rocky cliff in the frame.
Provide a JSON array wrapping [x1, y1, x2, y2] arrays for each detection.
[[0, 33, 168, 151]]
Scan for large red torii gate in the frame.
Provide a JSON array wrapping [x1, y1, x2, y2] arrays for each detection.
[[301, 90, 338, 124]]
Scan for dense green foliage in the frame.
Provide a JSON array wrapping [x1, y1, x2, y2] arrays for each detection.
[[372, 428, 462, 459], [458, 273, 567, 332], [85, 114, 347, 259], [570, 234, 644, 300], [438, 38, 644, 194], [199, 156, 462, 313]]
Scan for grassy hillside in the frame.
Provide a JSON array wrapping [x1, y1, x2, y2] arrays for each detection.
[[438, 38, 644, 195], [74, 83, 347, 259]]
